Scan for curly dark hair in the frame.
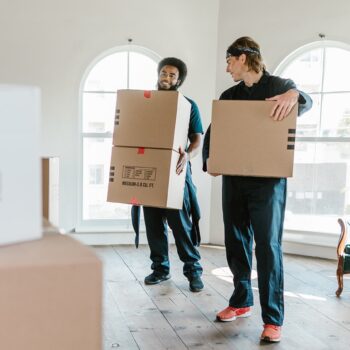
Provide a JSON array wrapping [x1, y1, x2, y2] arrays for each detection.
[[157, 57, 188, 87]]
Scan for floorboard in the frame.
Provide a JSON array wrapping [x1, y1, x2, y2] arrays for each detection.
[[94, 244, 350, 350]]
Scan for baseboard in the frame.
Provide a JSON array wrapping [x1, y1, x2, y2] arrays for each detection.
[[69, 231, 175, 245], [70, 229, 339, 260], [283, 230, 338, 260]]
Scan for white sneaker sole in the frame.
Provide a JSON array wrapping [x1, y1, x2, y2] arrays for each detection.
[[260, 336, 281, 343], [216, 310, 251, 322]]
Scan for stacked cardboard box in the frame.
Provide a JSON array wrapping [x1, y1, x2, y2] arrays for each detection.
[[0, 232, 102, 350], [0, 85, 41, 246], [207, 100, 297, 178], [107, 90, 191, 209]]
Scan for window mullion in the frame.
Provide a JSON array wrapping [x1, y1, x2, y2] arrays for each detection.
[[127, 50, 130, 89], [82, 132, 112, 138], [319, 46, 327, 134], [310, 46, 327, 217], [296, 136, 350, 142]]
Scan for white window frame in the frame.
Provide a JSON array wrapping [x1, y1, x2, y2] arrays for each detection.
[[76, 45, 160, 232], [275, 40, 350, 144], [274, 40, 350, 257]]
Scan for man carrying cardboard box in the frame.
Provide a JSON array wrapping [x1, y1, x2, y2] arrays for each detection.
[[202, 37, 312, 342], [141, 57, 204, 292]]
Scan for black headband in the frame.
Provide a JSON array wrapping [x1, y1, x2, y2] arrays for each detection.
[[226, 47, 260, 58]]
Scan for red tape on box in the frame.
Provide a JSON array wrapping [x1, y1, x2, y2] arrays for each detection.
[[130, 197, 140, 205], [144, 90, 151, 98], [137, 147, 145, 154]]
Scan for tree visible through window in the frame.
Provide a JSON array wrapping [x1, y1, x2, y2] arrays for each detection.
[[80, 47, 159, 228], [275, 41, 350, 233]]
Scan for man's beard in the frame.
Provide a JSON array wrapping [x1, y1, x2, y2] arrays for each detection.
[[157, 82, 178, 91]]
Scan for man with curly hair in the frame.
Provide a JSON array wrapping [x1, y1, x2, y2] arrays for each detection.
[[142, 57, 204, 292]]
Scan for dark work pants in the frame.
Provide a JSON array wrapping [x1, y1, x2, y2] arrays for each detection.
[[143, 167, 202, 279], [222, 175, 286, 326]]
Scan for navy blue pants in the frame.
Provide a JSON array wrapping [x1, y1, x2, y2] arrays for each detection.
[[143, 167, 202, 279], [222, 175, 286, 326]]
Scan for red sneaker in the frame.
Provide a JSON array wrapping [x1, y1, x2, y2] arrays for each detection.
[[216, 306, 251, 322], [260, 324, 282, 342]]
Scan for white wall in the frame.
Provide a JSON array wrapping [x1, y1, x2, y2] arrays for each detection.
[[0, 0, 219, 242], [210, 0, 350, 244], [3, 0, 349, 247]]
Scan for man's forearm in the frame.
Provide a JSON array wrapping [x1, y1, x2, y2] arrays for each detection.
[[187, 134, 202, 160]]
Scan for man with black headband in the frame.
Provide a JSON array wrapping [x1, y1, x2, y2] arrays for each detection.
[[203, 37, 312, 342], [142, 57, 204, 292]]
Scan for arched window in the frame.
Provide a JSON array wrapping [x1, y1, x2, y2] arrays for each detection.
[[78, 46, 160, 230], [275, 41, 350, 234]]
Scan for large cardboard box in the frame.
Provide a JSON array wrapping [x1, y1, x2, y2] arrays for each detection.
[[0, 233, 102, 350], [107, 146, 186, 209], [0, 85, 42, 245], [207, 100, 297, 178], [108, 89, 191, 208], [113, 89, 191, 150]]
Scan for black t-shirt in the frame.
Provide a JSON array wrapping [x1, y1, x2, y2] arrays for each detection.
[[202, 71, 313, 171], [220, 71, 309, 115]]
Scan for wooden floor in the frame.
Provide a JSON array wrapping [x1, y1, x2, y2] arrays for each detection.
[[93, 244, 350, 350]]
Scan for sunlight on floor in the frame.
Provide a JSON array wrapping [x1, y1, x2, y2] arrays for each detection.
[[280, 290, 326, 301], [211, 267, 257, 282], [212, 267, 328, 302]]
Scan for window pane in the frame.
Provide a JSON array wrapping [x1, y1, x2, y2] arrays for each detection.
[[320, 93, 350, 136], [82, 92, 116, 133], [280, 49, 324, 93], [82, 137, 131, 221], [286, 141, 350, 233], [296, 94, 321, 137], [286, 143, 316, 230], [129, 52, 158, 90], [323, 47, 350, 92], [84, 52, 127, 92], [89, 164, 104, 185], [313, 142, 349, 221]]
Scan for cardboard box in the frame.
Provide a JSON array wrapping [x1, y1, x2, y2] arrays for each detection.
[[0, 233, 102, 350], [207, 100, 297, 178], [107, 146, 186, 209], [0, 85, 42, 246], [42, 157, 59, 227], [113, 89, 191, 151]]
